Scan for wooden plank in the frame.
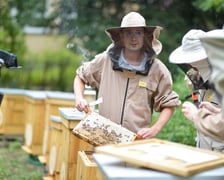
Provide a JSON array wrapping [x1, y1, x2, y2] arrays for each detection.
[[21, 145, 32, 154], [42, 176, 54, 180], [38, 155, 47, 164]]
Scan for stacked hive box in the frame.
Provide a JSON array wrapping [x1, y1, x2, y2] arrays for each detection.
[[0, 87, 98, 179], [43, 89, 96, 179], [57, 108, 93, 180], [22, 90, 46, 155], [21, 89, 96, 156], [43, 115, 63, 180], [76, 151, 98, 180], [0, 88, 26, 136], [40, 91, 75, 165]]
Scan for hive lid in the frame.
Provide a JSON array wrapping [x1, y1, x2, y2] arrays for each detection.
[[58, 107, 86, 120]]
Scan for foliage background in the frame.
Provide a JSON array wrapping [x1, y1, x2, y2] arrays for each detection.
[[0, 0, 223, 90]]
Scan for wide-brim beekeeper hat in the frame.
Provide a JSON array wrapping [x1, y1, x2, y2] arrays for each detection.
[[105, 11, 163, 55], [169, 29, 208, 64], [200, 29, 224, 97]]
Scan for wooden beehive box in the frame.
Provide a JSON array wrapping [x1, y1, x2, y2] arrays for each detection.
[[76, 151, 98, 180], [22, 90, 46, 155], [0, 88, 26, 135], [58, 108, 93, 180], [45, 91, 75, 124], [40, 89, 95, 166], [43, 115, 63, 180], [40, 91, 75, 164]]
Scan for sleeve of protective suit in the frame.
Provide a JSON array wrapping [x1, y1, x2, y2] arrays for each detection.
[[76, 52, 106, 89], [193, 109, 224, 140], [152, 59, 181, 112]]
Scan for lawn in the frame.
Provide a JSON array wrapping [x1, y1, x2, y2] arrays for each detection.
[[0, 140, 43, 180]]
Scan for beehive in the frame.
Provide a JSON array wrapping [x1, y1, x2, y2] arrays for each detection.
[[58, 108, 93, 180], [0, 88, 26, 135], [42, 115, 63, 180], [76, 151, 98, 180], [40, 91, 75, 164], [22, 90, 46, 155], [45, 91, 75, 125], [40, 89, 96, 166]]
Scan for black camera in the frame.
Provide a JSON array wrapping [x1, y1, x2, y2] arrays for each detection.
[[0, 50, 21, 68]]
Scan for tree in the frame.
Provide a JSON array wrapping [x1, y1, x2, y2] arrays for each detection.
[[1, 0, 223, 88], [50, 0, 223, 67], [193, 0, 224, 29], [0, 0, 26, 55], [194, 0, 224, 13], [8, 0, 50, 27]]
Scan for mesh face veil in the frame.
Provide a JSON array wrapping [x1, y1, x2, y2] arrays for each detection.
[[190, 58, 210, 82]]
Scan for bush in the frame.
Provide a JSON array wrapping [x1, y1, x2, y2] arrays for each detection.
[[0, 49, 82, 91]]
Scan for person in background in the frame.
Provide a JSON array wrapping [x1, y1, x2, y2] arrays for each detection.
[[169, 29, 224, 152], [182, 101, 224, 141], [200, 29, 224, 112], [74, 12, 180, 139]]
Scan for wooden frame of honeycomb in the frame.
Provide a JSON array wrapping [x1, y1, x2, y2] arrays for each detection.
[[72, 112, 136, 146]]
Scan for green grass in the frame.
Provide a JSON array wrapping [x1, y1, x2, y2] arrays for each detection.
[[0, 141, 43, 180]]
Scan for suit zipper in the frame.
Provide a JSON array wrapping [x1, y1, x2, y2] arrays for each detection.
[[120, 78, 129, 125]]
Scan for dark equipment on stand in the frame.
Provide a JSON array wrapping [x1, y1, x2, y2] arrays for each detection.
[[177, 63, 211, 108], [0, 50, 21, 69], [0, 50, 21, 105]]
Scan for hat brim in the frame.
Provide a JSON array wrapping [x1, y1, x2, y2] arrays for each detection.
[[169, 46, 208, 64], [106, 26, 158, 41], [105, 26, 163, 55]]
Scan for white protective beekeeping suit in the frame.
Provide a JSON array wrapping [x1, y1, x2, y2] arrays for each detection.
[[200, 29, 224, 115]]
